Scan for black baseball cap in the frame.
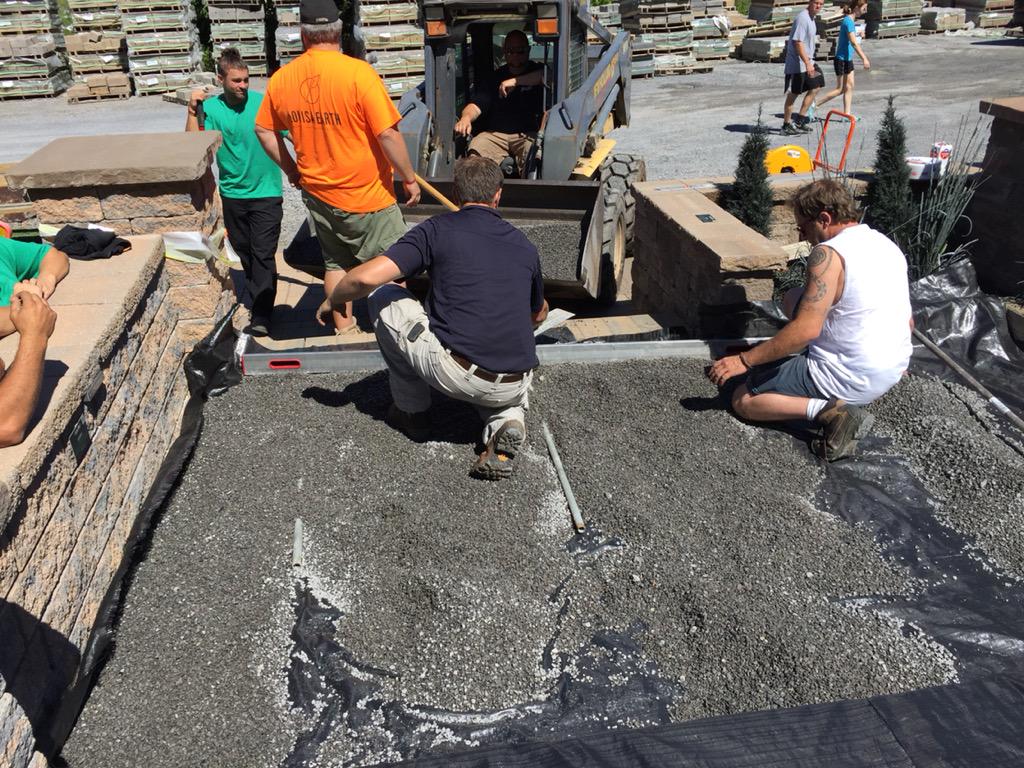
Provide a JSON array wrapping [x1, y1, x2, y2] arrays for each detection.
[[300, 0, 340, 24]]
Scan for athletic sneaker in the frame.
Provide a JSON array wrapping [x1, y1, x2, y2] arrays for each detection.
[[471, 420, 525, 480], [782, 122, 801, 136], [812, 398, 876, 462], [385, 404, 431, 442], [795, 118, 814, 133]]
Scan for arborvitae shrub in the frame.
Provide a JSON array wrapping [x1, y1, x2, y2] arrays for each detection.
[[726, 110, 773, 237], [865, 95, 912, 242]]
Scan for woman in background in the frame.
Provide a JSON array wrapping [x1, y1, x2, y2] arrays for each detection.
[[816, 0, 871, 118]]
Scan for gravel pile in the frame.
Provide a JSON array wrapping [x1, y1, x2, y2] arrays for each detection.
[[870, 375, 1024, 577], [514, 220, 585, 281], [63, 361, 962, 768]]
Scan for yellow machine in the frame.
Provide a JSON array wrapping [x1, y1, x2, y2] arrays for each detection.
[[765, 144, 814, 174]]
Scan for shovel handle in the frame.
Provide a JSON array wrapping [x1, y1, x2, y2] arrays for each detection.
[[414, 173, 459, 212]]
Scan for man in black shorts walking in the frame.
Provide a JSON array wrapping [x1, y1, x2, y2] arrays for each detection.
[[782, 0, 825, 135]]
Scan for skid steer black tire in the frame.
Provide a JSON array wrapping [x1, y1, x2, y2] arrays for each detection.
[[600, 153, 647, 253], [598, 190, 627, 306]]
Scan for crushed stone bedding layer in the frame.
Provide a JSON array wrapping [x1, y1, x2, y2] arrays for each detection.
[[62, 361, 983, 768]]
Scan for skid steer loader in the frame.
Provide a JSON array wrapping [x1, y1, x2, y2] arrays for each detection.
[[393, 0, 646, 303]]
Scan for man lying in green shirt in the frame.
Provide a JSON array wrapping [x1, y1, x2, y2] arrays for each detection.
[[0, 237, 69, 338]]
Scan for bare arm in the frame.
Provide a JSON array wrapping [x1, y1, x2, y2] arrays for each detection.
[[792, 40, 815, 76], [255, 124, 301, 187], [708, 245, 842, 386], [851, 37, 869, 68], [531, 298, 549, 328], [0, 293, 56, 447], [37, 248, 69, 298], [498, 67, 544, 97], [376, 126, 421, 206], [454, 103, 482, 137], [0, 306, 12, 338], [316, 255, 404, 325]]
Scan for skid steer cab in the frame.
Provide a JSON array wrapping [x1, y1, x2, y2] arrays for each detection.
[[395, 0, 646, 303]]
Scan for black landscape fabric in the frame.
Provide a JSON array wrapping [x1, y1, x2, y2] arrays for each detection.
[[60, 263, 1024, 768]]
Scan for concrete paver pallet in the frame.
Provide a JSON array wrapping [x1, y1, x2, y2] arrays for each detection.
[[0, 1, 69, 99]]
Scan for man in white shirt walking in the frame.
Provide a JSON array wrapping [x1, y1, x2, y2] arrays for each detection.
[[708, 179, 912, 461], [782, 0, 826, 135]]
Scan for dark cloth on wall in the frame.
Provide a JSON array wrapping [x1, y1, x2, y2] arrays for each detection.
[[53, 225, 131, 261]]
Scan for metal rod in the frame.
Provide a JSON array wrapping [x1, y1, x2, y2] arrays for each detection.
[[542, 422, 585, 533], [414, 173, 459, 212], [912, 327, 1024, 433], [292, 518, 304, 568]]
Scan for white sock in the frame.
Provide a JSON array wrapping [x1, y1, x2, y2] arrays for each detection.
[[806, 398, 828, 421]]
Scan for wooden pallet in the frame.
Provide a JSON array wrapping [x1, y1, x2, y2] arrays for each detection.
[[68, 89, 129, 102], [655, 63, 713, 74]]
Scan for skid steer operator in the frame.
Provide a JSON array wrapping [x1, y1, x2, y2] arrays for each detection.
[[454, 30, 545, 176]]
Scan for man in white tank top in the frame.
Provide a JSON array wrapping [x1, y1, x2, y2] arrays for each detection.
[[708, 180, 912, 461]]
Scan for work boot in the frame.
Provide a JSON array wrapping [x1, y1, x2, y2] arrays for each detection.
[[812, 397, 875, 462], [782, 122, 801, 136], [471, 420, 525, 481], [385, 404, 431, 442]]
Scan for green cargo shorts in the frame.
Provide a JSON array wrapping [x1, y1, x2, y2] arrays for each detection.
[[302, 191, 407, 272]]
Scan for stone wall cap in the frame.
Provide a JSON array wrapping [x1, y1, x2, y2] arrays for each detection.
[[0, 234, 165, 528], [634, 183, 789, 272], [5, 132, 222, 190], [980, 96, 1024, 126]]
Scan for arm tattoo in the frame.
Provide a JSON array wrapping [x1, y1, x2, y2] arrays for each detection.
[[806, 245, 833, 270], [804, 246, 833, 303]]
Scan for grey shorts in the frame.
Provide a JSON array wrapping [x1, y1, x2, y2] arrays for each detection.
[[747, 353, 828, 399], [302, 191, 407, 272]]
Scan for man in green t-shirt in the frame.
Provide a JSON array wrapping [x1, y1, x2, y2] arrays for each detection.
[[0, 236, 69, 338], [187, 48, 284, 337]]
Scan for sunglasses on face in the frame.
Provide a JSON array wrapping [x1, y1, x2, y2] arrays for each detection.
[[506, 47, 528, 54]]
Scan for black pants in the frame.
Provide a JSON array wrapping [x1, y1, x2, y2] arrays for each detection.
[[222, 195, 283, 321]]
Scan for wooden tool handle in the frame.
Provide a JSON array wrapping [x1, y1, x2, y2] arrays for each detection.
[[414, 173, 459, 212]]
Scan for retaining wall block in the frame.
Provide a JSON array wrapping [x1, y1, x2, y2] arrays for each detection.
[[100, 179, 211, 220], [30, 193, 103, 225]]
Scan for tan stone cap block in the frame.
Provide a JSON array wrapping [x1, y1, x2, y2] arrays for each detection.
[[0, 235, 165, 527], [980, 97, 1024, 126], [664, 173, 869, 203], [4, 133, 223, 190], [634, 181, 789, 272]]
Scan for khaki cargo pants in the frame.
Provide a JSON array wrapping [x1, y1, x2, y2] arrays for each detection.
[[468, 131, 536, 175], [367, 284, 532, 444]]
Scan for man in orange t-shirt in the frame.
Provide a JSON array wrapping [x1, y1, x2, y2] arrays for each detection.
[[255, 0, 420, 333]]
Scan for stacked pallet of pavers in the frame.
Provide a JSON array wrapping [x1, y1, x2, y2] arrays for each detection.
[[359, 0, 422, 100], [865, 0, 923, 36], [741, 0, 797, 61], [919, 6, 967, 31], [590, 2, 623, 41], [952, 0, 1015, 26], [208, 0, 272, 75], [122, 0, 200, 95], [690, 0, 730, 61], [622, 0, 706, 77], [274, 4, 301, 66], [0, 0, 69, 99], [64, 0, 129, 102]]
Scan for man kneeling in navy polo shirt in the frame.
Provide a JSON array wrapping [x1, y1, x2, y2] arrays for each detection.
[[317, 155, 548, 480]]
